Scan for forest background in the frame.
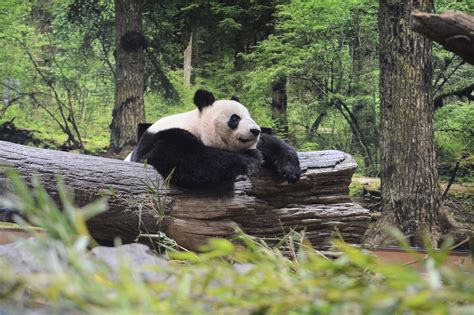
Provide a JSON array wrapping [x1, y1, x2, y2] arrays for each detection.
[[0, 1, 473, 312], [0, 0, 472, 179]]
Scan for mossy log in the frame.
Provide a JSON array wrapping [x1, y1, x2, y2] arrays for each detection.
[[411, 10, 474, 65], [0, 140, 369, 251]]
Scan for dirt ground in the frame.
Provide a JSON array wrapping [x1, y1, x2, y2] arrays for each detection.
[[351, 176, 474, 230]]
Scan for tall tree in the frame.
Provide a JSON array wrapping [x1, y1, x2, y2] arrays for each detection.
[[245, 0, 379, 169], [348, 6, 378, 175], [271, 77, 288, 140], [109, 0, 146, 153], [183, 32, 192, 87], [366, 0, 448, 246]]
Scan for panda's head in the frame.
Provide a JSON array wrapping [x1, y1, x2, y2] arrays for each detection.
[[194, 89, 261, 152]]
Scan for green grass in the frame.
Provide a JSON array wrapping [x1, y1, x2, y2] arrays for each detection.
[[1, 173, 473, 314], [349, 176, 380, 197]]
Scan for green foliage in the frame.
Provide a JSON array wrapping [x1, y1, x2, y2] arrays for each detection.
[[0, 0, 115, 151], [435, 0, 474, 13], [435, 102, 473, 162], [1, 174, 474, 314], [0, 0, 471, 176], [243, 0, 380, 173]]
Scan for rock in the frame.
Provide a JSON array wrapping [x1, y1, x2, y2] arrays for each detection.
[[91, 243, 171, 283], [0, 238, 47, 274], [0, 239, 171, 284]]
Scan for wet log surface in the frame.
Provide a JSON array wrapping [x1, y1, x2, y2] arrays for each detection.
[[0, 140, 369, 250]]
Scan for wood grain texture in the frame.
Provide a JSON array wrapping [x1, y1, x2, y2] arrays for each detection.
[[366, 1, 443, 247], [411, 11, 474, 65], [0, 140, 369, 250]]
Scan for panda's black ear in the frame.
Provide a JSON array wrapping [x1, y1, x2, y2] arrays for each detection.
[[193, 89, 215, 111], [230, 95, 240, 102]]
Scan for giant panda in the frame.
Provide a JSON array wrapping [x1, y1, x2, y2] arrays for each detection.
[[125, 89, 301, 187]]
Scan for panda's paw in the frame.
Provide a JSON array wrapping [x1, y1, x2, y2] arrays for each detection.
[[277, 162, 301, 183]]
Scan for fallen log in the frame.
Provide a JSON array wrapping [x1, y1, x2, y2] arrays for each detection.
[[0, 140, 370, 251], [411, 11, 474, 65]]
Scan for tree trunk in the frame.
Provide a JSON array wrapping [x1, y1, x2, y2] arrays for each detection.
[[183, 32, 193, 88], [0, 141, 370, 251], [271, 77, 289, 141], [349, 16, 378, 176], [109, 0, 146, 154], [365, 0, 443, 247]]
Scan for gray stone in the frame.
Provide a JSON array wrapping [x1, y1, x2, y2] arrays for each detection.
[[0, 239, 171, 284], [0, 238, 47, 274], [91, 243, 171, 283]]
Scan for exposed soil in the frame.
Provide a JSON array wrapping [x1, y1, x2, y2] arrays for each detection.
[[351, 176, 474, 229]]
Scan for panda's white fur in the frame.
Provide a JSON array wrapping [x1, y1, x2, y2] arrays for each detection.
[[125, 99, 260, 161], [124, 152, 133, 161]]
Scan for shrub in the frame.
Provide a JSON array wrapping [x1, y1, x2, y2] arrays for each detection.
[[1, 174, 473, 314]]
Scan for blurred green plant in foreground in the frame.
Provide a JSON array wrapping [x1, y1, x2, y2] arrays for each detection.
[[0, 173, 473, 314]]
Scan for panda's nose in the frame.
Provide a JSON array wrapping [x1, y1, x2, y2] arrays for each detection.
[[250, 128, 261, 137]]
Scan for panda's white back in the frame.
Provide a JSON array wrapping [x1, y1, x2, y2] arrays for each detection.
[[147, 109, 201, 136], [124, 109, 201, 161]]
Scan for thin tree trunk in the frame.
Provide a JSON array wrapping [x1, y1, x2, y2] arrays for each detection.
[[183, 32, 193, 88], [271, 77, 289, 141], [109, 0, 145, 154], [310, 111, 327, 134], [365, 0, 446, 247], [348, 13, 378, 175]]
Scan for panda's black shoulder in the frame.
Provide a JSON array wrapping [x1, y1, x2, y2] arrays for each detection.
[[151, 128, 200, 145], [131, 128, 201, 162]]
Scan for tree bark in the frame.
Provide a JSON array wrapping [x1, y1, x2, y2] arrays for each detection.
[[348, 13, 378, 175], [411, 11, 474, 65], [109, 0, 146, 154], [0, 141, 370, 251], [271, 77, 289, 141], [365, 0, 444, 247], [183, 32, 192, 88]]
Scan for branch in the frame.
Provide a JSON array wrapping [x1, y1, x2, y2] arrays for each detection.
[[297, 74, 375, 170], [442, 152, 469, 200], [434, 83, 474, 109], [98, 34, 116, 79], [19, 40, 83, 149], [432, 55, 456, 89], [310, 76, 374, 169], [411, 11, 474, 65], [433, 59, 465, 95], [310, 111, 327, 134], [52, 57, 84, 148], [442, 160, 460, 201]]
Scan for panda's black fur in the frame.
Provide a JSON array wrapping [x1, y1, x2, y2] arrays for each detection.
[[129, 89, 301, 187]]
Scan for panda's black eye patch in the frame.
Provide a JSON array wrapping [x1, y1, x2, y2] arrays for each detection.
[[227, 114, 241, 129]]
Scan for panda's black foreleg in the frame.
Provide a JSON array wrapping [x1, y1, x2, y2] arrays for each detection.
[[257, 133, 301, 183], [144, 128, 262, 187], [130, 129, 156, 162]]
